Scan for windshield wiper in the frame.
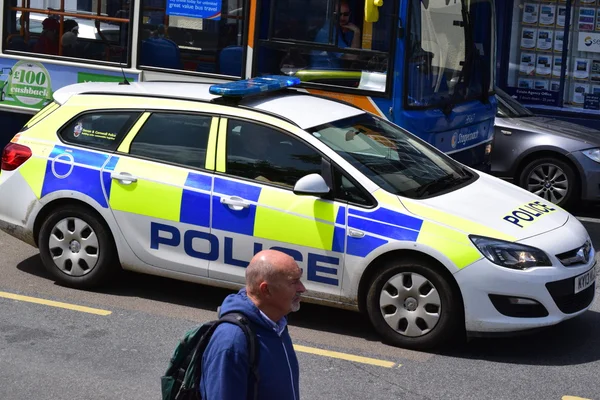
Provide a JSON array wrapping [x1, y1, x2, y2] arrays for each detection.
[[415, 173, 471, 197]]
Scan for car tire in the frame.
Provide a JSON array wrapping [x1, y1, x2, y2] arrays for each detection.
[[38, 205, 119, 289], [365, 257, 463, 350], [518, 157, 578, 207]]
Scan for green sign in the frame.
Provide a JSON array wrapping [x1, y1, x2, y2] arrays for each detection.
[[7, 61, 53, 108], [77, 72, 128, 83]]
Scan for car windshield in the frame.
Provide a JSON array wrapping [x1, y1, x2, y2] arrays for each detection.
[[309, 114, 475, 199], [495, 87, 535, 118]]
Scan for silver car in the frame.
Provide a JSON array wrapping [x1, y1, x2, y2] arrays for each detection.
[[491, 87, 600, 207]]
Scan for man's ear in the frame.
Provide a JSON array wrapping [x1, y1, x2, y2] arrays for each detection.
[[259, 281, 270, 297]]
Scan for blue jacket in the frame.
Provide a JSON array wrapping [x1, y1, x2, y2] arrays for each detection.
[[199, 289, 300, 400]]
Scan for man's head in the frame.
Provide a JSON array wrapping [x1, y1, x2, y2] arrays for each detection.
[[339, 0, 351, 26], [246, 250, 306, 321]]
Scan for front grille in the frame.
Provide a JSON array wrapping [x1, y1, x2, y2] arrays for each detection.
[[545, 277, 596, 314], [556, 240, 593, 267]]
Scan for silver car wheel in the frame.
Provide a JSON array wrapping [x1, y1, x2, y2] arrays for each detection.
[[379, 272, 442, 337], [526, 163, 568, 204], [48, 217, 99, 276]]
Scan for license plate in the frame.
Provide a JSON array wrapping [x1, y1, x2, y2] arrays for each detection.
[[574, 266, 596, 294]]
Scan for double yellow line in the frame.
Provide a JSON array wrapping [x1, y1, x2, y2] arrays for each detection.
[[0, 290, 397, 368]]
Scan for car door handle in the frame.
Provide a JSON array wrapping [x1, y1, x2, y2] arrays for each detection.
[[111, 171, 138, 185], [220, 196, 250, 210], [348, 229, 365, 238]]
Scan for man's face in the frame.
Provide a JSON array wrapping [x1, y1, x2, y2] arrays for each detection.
[[339, 4, 351, 26], [269, 265, 306, 315]]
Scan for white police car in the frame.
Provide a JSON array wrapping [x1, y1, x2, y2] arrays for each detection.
[[0, 76, 596, 349]]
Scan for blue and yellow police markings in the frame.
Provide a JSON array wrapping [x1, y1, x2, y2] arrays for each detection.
[[41, 145, 111, 207], [503, 201, 558, 228]]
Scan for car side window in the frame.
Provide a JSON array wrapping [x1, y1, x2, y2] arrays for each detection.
[[129, 113, 212, 169], [59, 111, 140, 151], [333, 167, 373, 206], [225, 119, 322, 189]]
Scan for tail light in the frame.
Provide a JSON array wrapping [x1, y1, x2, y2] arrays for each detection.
[[1, 143, 32, 171]]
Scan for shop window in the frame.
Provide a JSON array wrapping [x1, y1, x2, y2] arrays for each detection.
[[4, 0, 132, 63], [138, 0, 245, 76], [503, 1, 600, 110]]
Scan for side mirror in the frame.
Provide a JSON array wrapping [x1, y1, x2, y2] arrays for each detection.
[[293, 173, 330, 196]]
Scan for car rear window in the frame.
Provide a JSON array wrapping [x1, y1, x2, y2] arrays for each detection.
[[59, 111, 140, 151]]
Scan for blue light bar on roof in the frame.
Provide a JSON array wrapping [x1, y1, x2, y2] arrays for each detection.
[[209, 75, 301, 97]]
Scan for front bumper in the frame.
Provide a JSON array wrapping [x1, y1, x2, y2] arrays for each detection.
[[456, 258, 596, 333], [455, 217, 596, 333], [569, 151, 600, 202]]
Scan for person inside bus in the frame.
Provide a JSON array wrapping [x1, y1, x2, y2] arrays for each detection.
[[33, 17, 59, 55], [61, 19, 79, 57], [310, 0, 362, 69]]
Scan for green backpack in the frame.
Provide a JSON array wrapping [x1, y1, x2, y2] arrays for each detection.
[[161, 312, 260, 400]]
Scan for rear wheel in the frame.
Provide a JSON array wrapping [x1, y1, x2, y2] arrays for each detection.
[[366, 258, 463, 350], [518, 157, 578, 207], [38, 205, 119, 288]]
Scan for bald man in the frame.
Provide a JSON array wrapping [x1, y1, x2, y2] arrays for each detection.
[[199, 250, 306, 400]]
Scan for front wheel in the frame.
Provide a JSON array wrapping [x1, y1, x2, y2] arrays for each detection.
[[365, 258, 463, 350], [38, 205, 119, 289]]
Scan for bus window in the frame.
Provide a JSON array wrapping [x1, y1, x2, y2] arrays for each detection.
[[256, 0, 394, 93], [406, 0, 494, 110], [4, 0, 132, 63], [137, 0, 245, 76]]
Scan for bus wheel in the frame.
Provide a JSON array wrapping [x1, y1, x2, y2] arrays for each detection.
[[365, 258, 462, 350], [38, 205, 119, 289]]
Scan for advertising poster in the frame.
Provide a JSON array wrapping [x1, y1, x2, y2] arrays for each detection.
[[522, 3, 540, 25], [539, 4, 556, 26], [579, 8, 596, 31], [536, 54, 552, 76], [556, 6, 572, 28], [534, 80, 549, 90], [593, 85, 600, 95], [166, 0, 222, 20], [553, 56, 565, 77], [592, 59, 600, 82], [537, 29, 554, 51], [550, 80, 561, 92], [597, 8, 600, 31], [554, 30, 564, 52], [520, 52, 536, 75], [0, 59, 138, 111], [579, 31, 600, 53], [521, 28, 538, 49], [518, 78, 534, 89], [573, 83, 590, 105], [574, 58, 591, 80]]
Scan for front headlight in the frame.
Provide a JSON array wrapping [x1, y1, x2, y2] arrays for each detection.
[[469, 235, 552, 270], [582, 148, 600, 163]]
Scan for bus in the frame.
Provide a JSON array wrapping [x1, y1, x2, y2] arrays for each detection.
[[0, 0, 496, 170]]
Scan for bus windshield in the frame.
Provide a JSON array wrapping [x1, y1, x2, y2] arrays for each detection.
[[406, 0, 494, 110], [309, 114, 476, 198]]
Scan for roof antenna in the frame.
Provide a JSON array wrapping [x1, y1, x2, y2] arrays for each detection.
[[117, 44, 130, 85]]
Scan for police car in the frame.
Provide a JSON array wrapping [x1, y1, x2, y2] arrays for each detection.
[[0, 76, 596, 349]]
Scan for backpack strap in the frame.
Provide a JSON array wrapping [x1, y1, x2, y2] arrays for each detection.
[[185, 312, 260, 400], [218, 312, 260, 400]]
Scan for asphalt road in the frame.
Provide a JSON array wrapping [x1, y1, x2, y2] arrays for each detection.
[[1, 225, 600, 400]]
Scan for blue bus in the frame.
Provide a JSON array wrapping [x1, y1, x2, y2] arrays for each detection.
[[0, 0, 496, 169]]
